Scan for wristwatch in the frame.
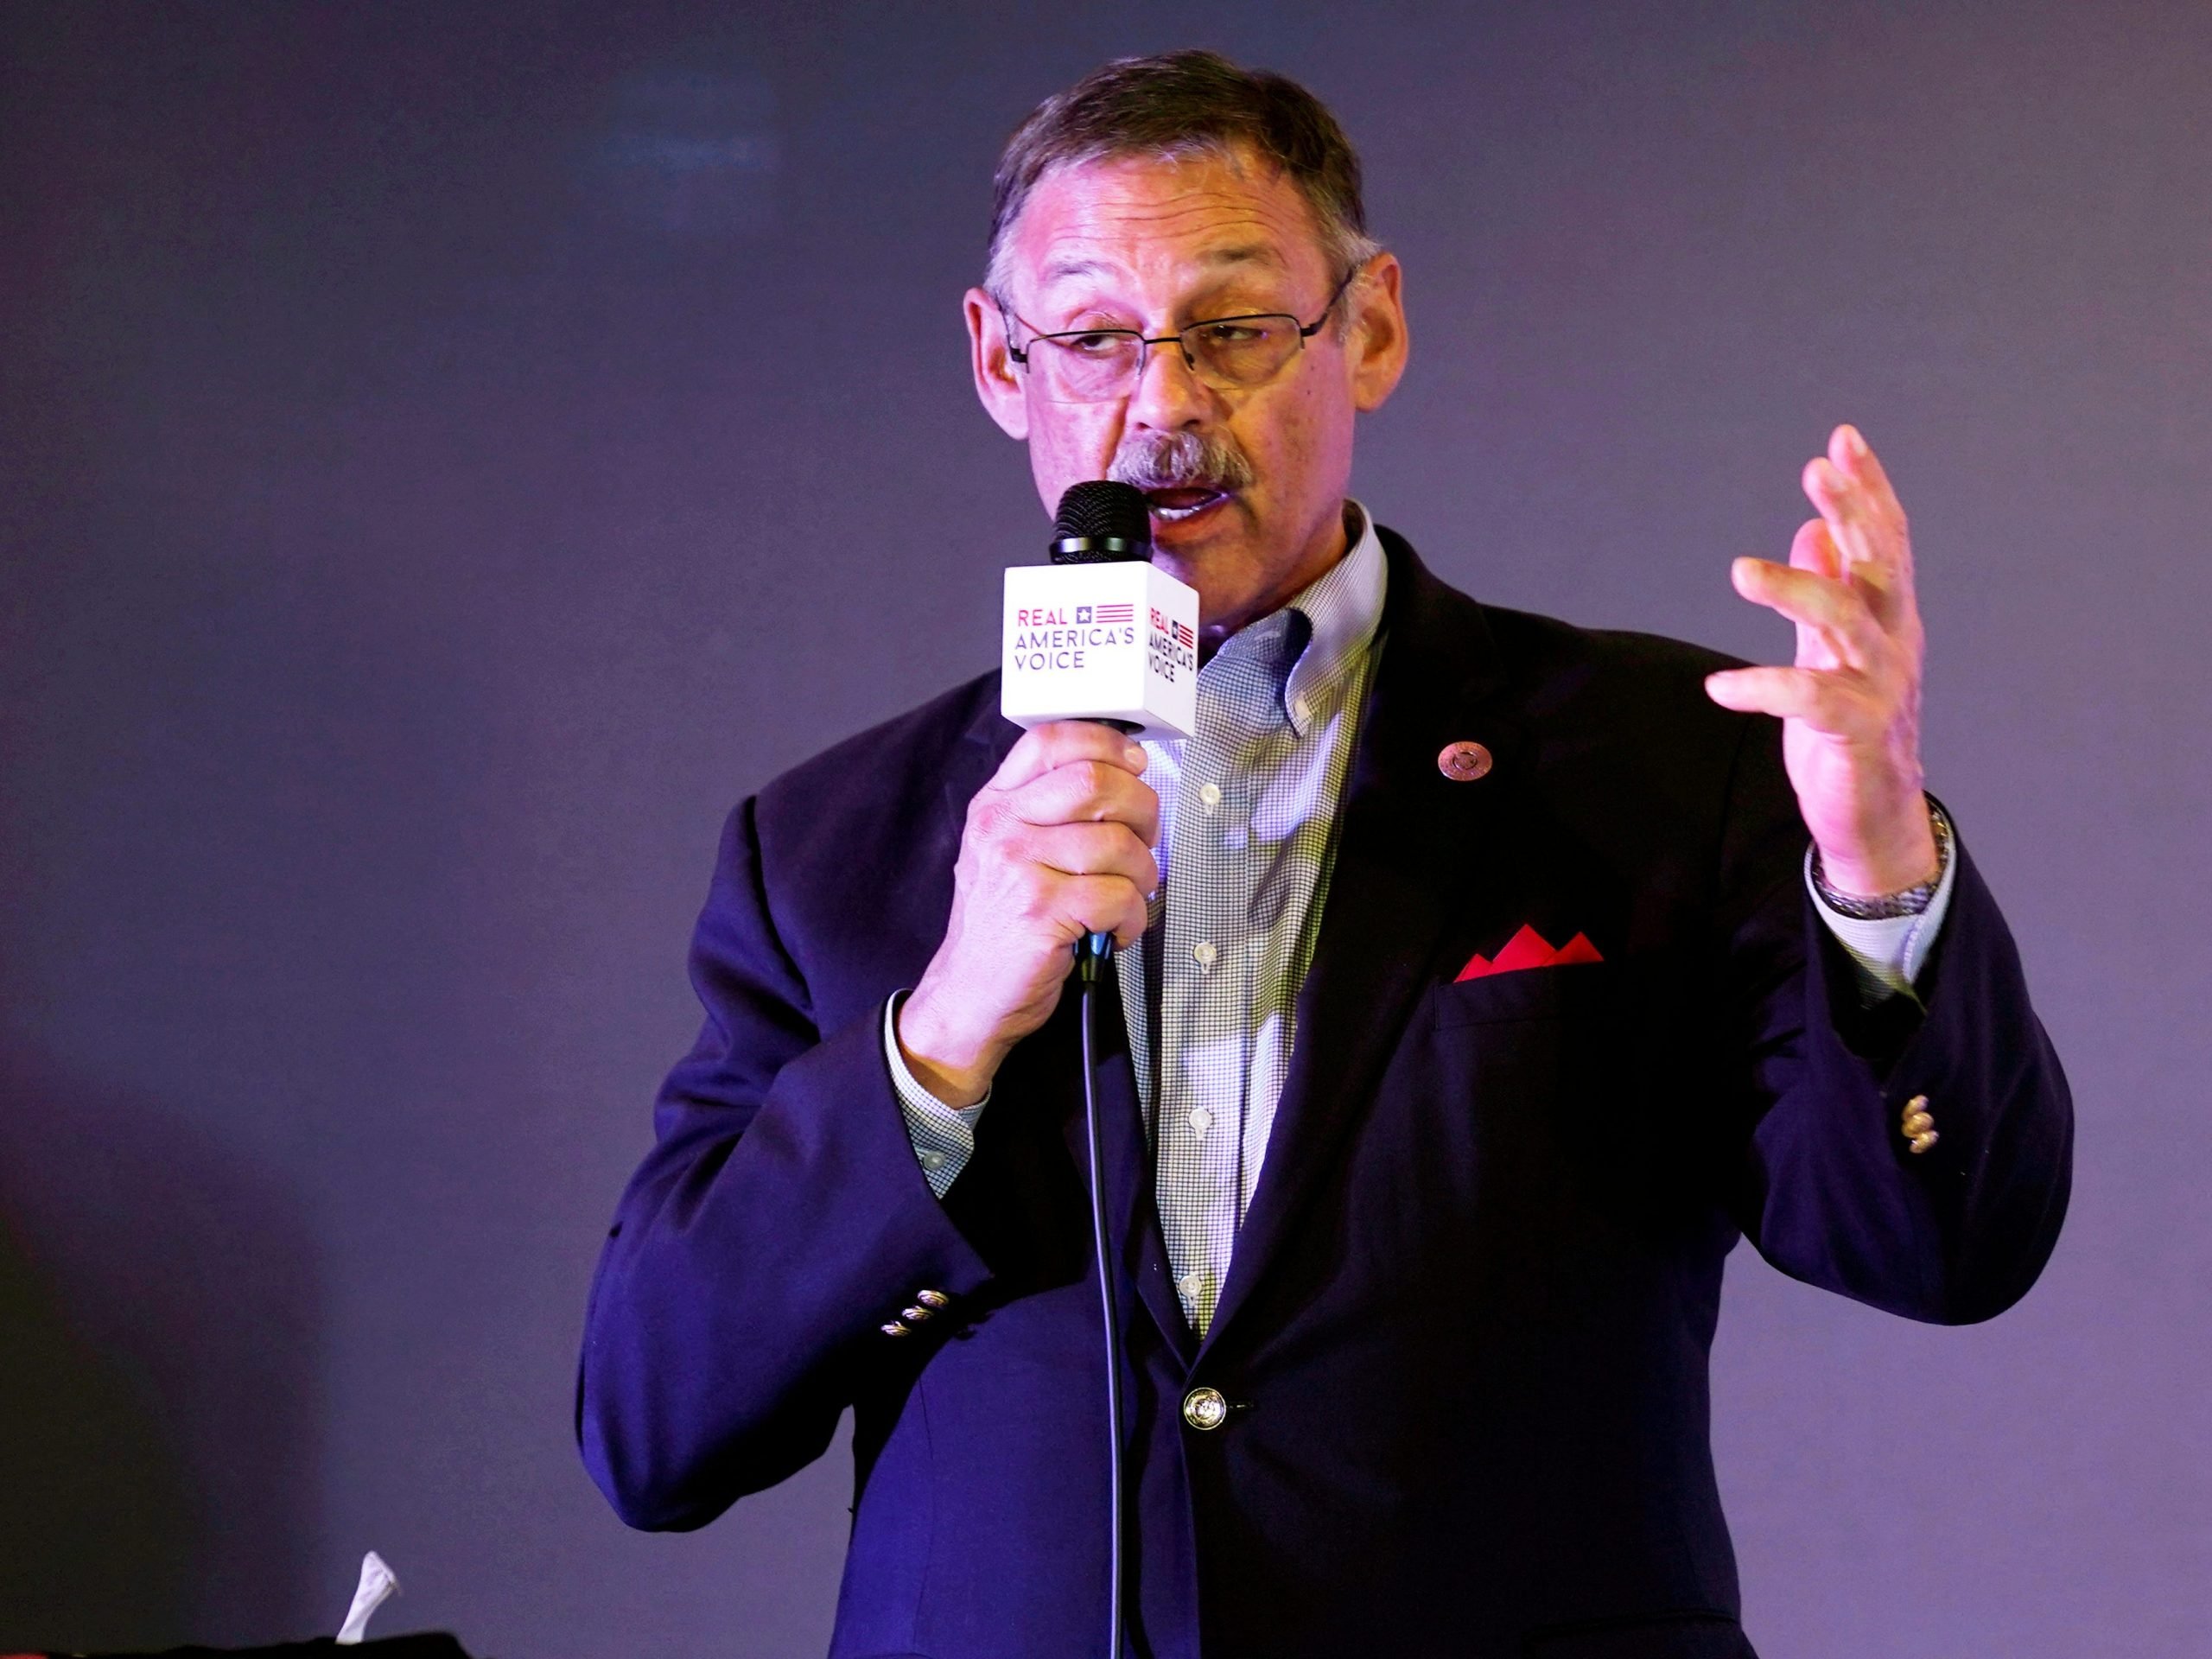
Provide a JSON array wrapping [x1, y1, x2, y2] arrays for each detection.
[[1810, 798, 1953, 919]]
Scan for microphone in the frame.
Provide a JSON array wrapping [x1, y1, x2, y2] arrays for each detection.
[[1003, 480, 1199, 974], [1004, 480, 1199, 738]]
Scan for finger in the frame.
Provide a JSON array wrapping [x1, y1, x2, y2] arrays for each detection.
[[1802, 458, 1913, 632], [1008, 758, 1161, 844], [1802, 454, 1886, 583], [1788, 512, 1923, 683], [1830, 423, 1901, 520], [1703, 665, 1878, 734], [1052, 872, 1154, 951], [1834, 425, 1916, 615], [991, 721, 1147, 792], [1024, 820, 1160, 897], [1788, 517, 1842, 581], [1730, 556, 1882, 670], [1804, 429, 1912, 616]]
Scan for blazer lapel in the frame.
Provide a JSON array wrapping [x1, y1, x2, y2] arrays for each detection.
[[1200, 533, 1516, 1354]]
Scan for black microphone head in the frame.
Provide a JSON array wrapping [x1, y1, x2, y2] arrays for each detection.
[[1050, 480, 1153, 564]]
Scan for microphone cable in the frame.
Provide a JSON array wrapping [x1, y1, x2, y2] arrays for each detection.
[[1046, 477, 1158, 1657], [1076, 941, 1126, 1659]]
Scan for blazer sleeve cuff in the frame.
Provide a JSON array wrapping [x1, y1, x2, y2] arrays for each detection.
[[1777, 834, 2073, 1323], [884, 990, 990, 1198]]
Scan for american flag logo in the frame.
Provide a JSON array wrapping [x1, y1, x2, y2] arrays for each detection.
[[1095, 602, 1135, 624], [1173, 620, 1196, 648]]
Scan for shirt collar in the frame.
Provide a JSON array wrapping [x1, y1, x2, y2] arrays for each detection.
[[1203, 499, 1388, 739]]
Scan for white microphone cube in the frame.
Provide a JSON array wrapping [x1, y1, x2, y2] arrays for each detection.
[[1001, 562, 1199, 741]]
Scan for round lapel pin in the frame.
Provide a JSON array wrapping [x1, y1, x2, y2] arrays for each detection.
[[1437, 741, 1493, 782]]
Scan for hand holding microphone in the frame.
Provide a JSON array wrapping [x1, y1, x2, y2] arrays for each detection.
[[896, 481, 1198, 1107], [896, 721, 1159, 1105]]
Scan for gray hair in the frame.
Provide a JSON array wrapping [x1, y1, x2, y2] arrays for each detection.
[[983, 50, 1382, 315]]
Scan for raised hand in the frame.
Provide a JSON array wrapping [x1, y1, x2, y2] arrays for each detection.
[[1705, 423, 1941, 897], [897, 721, 1160, 1105]]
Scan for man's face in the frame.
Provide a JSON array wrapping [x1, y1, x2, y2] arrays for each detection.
[[965, 146, 1407, 639]]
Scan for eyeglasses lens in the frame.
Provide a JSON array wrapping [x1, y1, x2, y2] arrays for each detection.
[[1028, 318, 1301, 403]]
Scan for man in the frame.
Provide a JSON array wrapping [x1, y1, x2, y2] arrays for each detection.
[[578, 52, 2070, 1659]]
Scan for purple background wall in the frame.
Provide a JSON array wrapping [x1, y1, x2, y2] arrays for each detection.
[[3, 2, 2205, 1653]]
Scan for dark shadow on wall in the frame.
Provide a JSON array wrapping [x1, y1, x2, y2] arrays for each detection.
[[0, 1053, 324, 1651]]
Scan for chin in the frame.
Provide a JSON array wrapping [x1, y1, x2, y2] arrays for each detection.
[[1147, 526, 1240, 593]]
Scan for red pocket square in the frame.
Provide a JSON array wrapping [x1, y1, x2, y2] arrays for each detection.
[[1454, 925, 1605, 981]]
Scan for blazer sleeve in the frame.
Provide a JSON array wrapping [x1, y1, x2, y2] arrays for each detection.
[[1717, 717, 2075, 1324], [575, 795, 994, 1530]]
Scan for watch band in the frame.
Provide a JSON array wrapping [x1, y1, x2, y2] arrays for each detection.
[[1810, 798, 1953, 919]]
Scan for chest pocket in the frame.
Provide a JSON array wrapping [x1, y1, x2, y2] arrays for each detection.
[[1429, 960, 1626, 1029]]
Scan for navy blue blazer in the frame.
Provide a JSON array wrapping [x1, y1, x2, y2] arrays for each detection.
[[579, 532, 2071, 1659]]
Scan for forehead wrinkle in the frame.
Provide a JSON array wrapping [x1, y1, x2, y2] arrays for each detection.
[[1038, 240, 1283, 290], [1014, 159, 1323, 303], [1048, 192, 1298, 256]]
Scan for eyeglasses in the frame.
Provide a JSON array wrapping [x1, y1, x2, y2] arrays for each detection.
[[1003, 264, 1361, 404]]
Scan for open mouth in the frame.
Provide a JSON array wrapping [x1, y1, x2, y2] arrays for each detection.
[[1143, 486, 1232, 522]]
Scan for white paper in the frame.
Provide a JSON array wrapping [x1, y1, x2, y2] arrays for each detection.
[[335, 1550, 399, 1645]]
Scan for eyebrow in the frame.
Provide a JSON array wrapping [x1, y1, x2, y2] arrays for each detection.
[[1039, 257, 1116, 284], [1201, 243, 1287, 272]]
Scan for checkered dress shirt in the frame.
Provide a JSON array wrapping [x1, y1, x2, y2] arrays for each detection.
[[882, 504, 1950, 1336]]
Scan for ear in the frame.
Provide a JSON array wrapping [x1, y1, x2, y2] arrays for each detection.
[[964, 286, 1030, 441], [1345, 253, 1409, 413]]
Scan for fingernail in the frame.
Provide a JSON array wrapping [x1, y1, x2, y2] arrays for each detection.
[[1122, 741, 1145, 767], [1842, 424, 1867, 457]]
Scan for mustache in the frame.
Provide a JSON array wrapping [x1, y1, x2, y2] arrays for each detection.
[[1106, 429, 1256, 495]]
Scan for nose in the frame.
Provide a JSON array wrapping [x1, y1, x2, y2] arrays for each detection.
[[1126, 334, 1213, 431]]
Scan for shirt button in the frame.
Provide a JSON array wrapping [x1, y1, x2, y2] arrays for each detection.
[[920, 1151, 946, 1171], [1193, 941, 1217, 969], [1294, 697, 1313, 725], [1182, 1385, 1230, 1431], [1198, 781, 1223, 811], [1187, 1107, 1212, 1135], [1178, 1270, 1205, 1299]]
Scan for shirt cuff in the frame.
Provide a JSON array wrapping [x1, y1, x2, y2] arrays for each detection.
[[883, 990, 990, 1199], [1803, 833, 1958, 1004]]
